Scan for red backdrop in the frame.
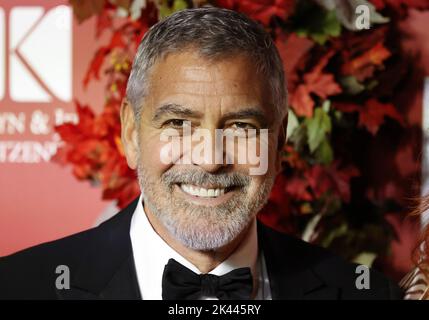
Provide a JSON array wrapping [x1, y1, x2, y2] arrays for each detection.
[[0, 0, 110, 256]]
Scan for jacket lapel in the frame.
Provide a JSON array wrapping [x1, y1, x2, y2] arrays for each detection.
[[258, 221, 340, 300], [56, 198, 142, 300]]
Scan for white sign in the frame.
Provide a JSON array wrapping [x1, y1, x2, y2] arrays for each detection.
[[1, 5, 72, 103]]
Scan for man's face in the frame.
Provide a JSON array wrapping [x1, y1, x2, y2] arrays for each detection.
[[121, 50, 284, 250]]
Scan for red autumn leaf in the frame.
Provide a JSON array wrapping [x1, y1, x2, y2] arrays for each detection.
[[275, 32, 314, 72], [83, 47, 110, 88], [112, 181, 141, 209], [291, 51, 342, 117], [326, 163, 360, 202], [96, 8, 113, 38], [304, 72, 341, 99], [335, 99, 404, 135], [395, 144, 419, 177], [275, 32, 314, 90], [341, 42, 391, 81], [217, 0, 295, 25], [72, 162, 94, 180], [54, 101, 96, 145], [290, 85, 314, 117], [109, 30, 127, 48], [282, 144, 307, 170], [333, 101, 360, 113], [359, 99, 404, 135], [70, 0, 106, 24], [55, 123, 80, 145], [83, 30, 127, 88], [305, 162, 360, 202], [258, 174, 295, 234], [369, 0, 385, 9], [103, 177, 140, 209], [94, 106, 121, 137], [370, 0, 429, 11], [75, 101, 96, 133], [304, 165, 332, 199], [54, 100, 125, 183], [285, 175, 313, 201], [100, 152, 140, 208]]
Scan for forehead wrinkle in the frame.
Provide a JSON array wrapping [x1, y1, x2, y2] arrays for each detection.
[[182, 65, 214, 82], [153, 82, 254, 96]]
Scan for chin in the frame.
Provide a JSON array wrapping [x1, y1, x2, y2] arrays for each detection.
[[165, 216, 251, 251]]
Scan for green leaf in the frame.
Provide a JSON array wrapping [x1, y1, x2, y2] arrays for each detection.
[[340, 76, 365, 95], [334, 110, 342, 122], [320, 222, 348, 248], [315, 138, 333, 164], [322, 100, 331, 113], [158, 0, 188, 19], [294, 8, 341, 45], [352, 252, 377, 267], [286, 109, 299, 140], [289, 122, 307, 152], [305, 107, 332, 153], [302, 213, 322, 242], [367, 79, 378, 90]]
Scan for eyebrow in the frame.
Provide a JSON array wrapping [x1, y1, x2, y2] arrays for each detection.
[[152, 104, 270, 127], [152, 103, 204, 122], [222, 108, 270, 128]]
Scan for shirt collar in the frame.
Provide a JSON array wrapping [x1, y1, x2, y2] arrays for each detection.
[[130, 194, 259, 300]]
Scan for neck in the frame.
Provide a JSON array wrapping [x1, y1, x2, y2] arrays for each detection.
[[143, 203, 253, 274]]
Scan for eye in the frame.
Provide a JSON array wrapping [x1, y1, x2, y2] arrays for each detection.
[[164, 119, 187, 128], [231, 122, 257, 130]]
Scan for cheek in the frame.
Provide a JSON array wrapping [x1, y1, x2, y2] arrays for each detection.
[[237, 134, 278, 175], [138, 136, 173, 177], [247, 176, 268, 197]]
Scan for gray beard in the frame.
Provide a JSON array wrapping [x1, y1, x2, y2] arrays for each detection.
[[136, 163, 274, 251]]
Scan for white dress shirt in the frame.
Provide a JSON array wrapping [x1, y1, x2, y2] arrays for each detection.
[[130, 194, 272, 300]]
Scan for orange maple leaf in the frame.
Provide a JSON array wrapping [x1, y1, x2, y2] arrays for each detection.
[[291, 51, 342, 117], [335, 99, 404, 135], [341, 42, 391, 81]]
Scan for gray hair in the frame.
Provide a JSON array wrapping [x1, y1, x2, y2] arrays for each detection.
[[126, 7, 288, 122]]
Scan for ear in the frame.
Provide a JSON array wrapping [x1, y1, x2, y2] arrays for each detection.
[[275, 111, 288, 175], [120, 98, 139, 170]]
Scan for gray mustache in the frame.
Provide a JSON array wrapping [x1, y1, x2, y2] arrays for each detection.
[[161, 170, 251, 188]]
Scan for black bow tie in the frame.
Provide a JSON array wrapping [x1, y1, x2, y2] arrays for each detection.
[[161, 258, 253, 300]]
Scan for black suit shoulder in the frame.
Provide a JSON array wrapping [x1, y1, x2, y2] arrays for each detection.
[[0, 206, 133, 299], [258, 222, 404, 300]]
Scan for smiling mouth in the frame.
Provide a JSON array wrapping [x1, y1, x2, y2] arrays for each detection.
[[178, 183, 235, 198]]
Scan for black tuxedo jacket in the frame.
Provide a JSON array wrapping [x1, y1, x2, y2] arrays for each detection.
[[0, 197, 403, 300]]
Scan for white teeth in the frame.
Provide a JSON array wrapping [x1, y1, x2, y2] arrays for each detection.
[[180, 184, 226, 198], [189, 185, 196, 195], [199, 188, 208, 197]]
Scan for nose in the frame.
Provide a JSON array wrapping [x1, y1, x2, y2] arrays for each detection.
[[189, 127, 229, 173]]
